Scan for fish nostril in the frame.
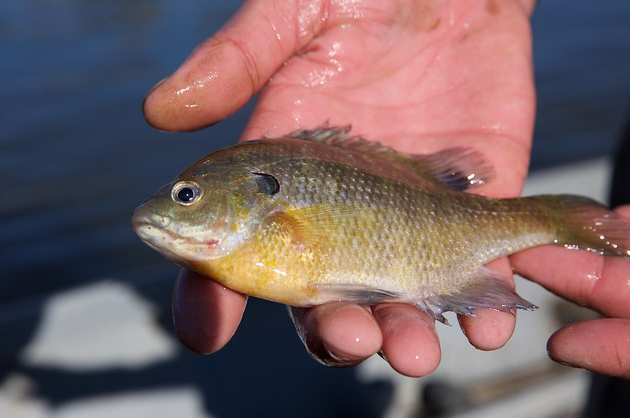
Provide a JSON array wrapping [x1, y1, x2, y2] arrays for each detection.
[[131, 206, 171, 229], [153, 214, 172, 228]]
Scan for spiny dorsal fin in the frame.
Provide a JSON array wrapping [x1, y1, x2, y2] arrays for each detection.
[[287, 126, 494, 191]]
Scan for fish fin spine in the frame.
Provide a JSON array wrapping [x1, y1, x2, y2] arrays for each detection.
[[287, 125, 494, 191], [311, 269, 536, 326], [413, 269, 536, 325]]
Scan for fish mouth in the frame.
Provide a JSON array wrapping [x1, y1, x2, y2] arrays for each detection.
[[131, 206, 181, 258], [132, 205, 172, 234], [131, 205, 223, 263]]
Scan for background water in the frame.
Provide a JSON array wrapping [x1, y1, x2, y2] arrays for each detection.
[[1, 0, 629, 416]]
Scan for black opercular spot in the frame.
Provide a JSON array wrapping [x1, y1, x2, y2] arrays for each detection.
[[253, 173, 280, 195]]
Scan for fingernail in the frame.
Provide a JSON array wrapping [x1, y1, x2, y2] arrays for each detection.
[[551, 358, 578, 369], [147, 77, 169, 96], [546, 349, 578, 369], [315, 345, 362, 367], [142, 77, 177, 132], [322, 342, 356, 364]]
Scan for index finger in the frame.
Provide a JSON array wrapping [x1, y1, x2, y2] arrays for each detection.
[[143, 1, 326, 132]]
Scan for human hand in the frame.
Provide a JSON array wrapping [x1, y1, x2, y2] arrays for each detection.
[[509, 205, 630, 378], [146, 0, 549, 377]]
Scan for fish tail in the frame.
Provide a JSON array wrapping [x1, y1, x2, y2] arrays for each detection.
[[536, 194, 630, 257]]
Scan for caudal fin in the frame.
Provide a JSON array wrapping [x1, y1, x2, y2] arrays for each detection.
[[539, 195, 630, 257]]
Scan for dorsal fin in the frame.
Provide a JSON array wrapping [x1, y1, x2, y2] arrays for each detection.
[[286, 126, 494, 191]]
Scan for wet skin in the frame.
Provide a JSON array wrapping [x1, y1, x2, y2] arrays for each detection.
[[144, 0, 630, 378]]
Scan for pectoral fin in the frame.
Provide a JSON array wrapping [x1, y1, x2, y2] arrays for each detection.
[[268, 204, 373, 249], [313, 283, 405, 305], [266, 211, 311, 248]]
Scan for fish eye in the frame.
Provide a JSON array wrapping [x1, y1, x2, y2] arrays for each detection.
[[171, 181, 203, 206], [252, 173, 280, 196]]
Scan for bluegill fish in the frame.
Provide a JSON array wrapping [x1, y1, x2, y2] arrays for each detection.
[[132, 127, 630, 323]]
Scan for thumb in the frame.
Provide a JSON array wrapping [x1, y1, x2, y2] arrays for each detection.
[[143, 1, 323, 132]]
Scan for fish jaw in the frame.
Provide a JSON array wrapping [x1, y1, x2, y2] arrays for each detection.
[[131, 205, 227, 266]]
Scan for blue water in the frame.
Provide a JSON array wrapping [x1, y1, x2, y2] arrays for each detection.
[[1, 0, 629, 415], [3, 0, 629, 303], [532, 0, 630, 165], [0, 0, 247, 302]]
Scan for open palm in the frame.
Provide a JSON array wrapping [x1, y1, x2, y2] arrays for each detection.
[[144, 0, 630, 378]]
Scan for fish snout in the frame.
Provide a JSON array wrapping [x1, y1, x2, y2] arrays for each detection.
[[131, 205, 172, 239]]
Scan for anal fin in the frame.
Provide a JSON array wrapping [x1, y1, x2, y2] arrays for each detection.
[[312, 268, 537, 326], [415, 267, 537, 325]]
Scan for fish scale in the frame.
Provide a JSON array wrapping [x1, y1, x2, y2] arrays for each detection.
[[132, 127, 630, 322]]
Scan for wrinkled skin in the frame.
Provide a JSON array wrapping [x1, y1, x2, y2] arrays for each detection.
[[145, 0, 630, 378]]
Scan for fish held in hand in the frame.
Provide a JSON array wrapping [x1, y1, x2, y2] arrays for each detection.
[[132, 127, 630, 323]]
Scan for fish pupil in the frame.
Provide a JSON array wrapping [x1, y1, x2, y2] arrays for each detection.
[[177, 187, 195, 202]]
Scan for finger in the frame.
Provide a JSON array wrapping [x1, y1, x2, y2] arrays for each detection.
[[458, 309, 517, 351], [289, 303, 382, 367], [143, 1, 323, 131], [547, 318, 630, 378], [457, 258, 517, 350], [512, 247, 630, 318], [509, 205, 630, 319], [173, 269, 247, 354], [372, 303, 441, 377]]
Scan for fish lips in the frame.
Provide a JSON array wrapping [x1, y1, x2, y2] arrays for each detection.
[[131, 205, 225, 265], [131, 205, 181, 259]]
